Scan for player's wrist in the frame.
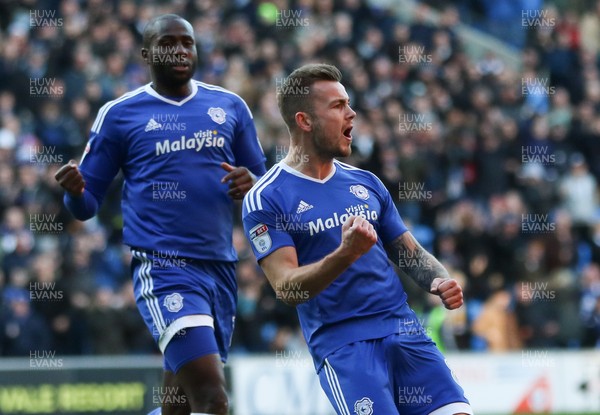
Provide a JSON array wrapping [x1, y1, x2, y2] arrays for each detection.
[[429, 276, 450, 293], [333, 244, 361, 264]]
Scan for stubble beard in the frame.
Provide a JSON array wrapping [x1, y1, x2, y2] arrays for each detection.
[[312, 120, 351, 161]]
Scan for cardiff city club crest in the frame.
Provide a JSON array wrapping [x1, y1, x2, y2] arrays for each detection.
[[349, 184, 369, 200], [208, 107, 226, 124], [354, 397, 373, 415], [164, 293, 184, 312]]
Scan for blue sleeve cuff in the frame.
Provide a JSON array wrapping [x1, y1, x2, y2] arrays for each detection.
[[63, 191, 99, 221]]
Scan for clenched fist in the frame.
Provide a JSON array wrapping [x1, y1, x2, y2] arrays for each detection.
[[54, 159, 85, 197], [430, 278, 464, 310], [339, 215, 377, 260]]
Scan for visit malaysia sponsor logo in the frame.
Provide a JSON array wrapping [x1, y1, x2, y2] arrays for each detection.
[[155, 129, 225, 156], [308, 203, 378, 236]]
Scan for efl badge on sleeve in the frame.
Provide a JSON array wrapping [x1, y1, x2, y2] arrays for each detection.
[[249, 223, 272, 254]]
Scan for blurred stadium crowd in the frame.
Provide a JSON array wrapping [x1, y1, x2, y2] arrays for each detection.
[[0, 0, 599, 357]]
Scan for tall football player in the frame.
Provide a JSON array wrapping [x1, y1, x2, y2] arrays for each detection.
[[55, 15, 266, 415]]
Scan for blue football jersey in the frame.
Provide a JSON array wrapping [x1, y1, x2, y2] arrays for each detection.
[[70, 81, 266, 261], [242, 160, 409, 369]]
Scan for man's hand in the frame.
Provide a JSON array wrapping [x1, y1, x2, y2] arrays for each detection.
[[430, 278, 463, 310], [54, 159, 85, 197], [258, 216, 378, 306], [339, 216, 377, 261], [221, 162, 255, 200]]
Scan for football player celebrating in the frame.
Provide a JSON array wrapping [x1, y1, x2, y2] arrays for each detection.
[[243, 63, 472, 415], [56, 14, 266, 415]]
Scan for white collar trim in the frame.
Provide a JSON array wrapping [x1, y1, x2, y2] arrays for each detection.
[[278, 160, 337, 183], [144, 82, 198, 106]]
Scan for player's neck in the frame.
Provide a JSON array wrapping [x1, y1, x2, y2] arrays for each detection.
[[150, 81, 193, 99], [283, 145, 333, 180]]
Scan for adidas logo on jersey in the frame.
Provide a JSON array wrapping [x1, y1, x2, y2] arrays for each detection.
[[145, 118, 162, 132], [296, 200, 313, 214]]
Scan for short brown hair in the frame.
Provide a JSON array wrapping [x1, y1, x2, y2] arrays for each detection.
[[276, 63, 342, 130]]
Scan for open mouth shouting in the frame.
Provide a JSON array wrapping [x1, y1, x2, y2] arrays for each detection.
[[343, 125, 353, 141]]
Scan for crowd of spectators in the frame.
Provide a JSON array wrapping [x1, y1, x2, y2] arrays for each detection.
[[0, 0, 599, 358]]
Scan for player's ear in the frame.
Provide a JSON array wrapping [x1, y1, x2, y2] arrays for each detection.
[[295, 112, 312, 132], [141, 48, 149, 64]]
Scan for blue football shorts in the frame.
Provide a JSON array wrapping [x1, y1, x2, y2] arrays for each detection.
[[130, 248, 236, 372], [317, 305, 473, 415]]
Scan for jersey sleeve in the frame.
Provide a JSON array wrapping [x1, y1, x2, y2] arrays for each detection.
[[69, 103, 125, 217], [242, 208, 295, 262], [372, 174, 408, 245], [232, 97, 267, 176]]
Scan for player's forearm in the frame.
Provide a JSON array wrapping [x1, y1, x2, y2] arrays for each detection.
[[64, 190, 99, 221], [389, 232, 450, 292], [276, 247, 359, 306], [402, 254, 450, 292]]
